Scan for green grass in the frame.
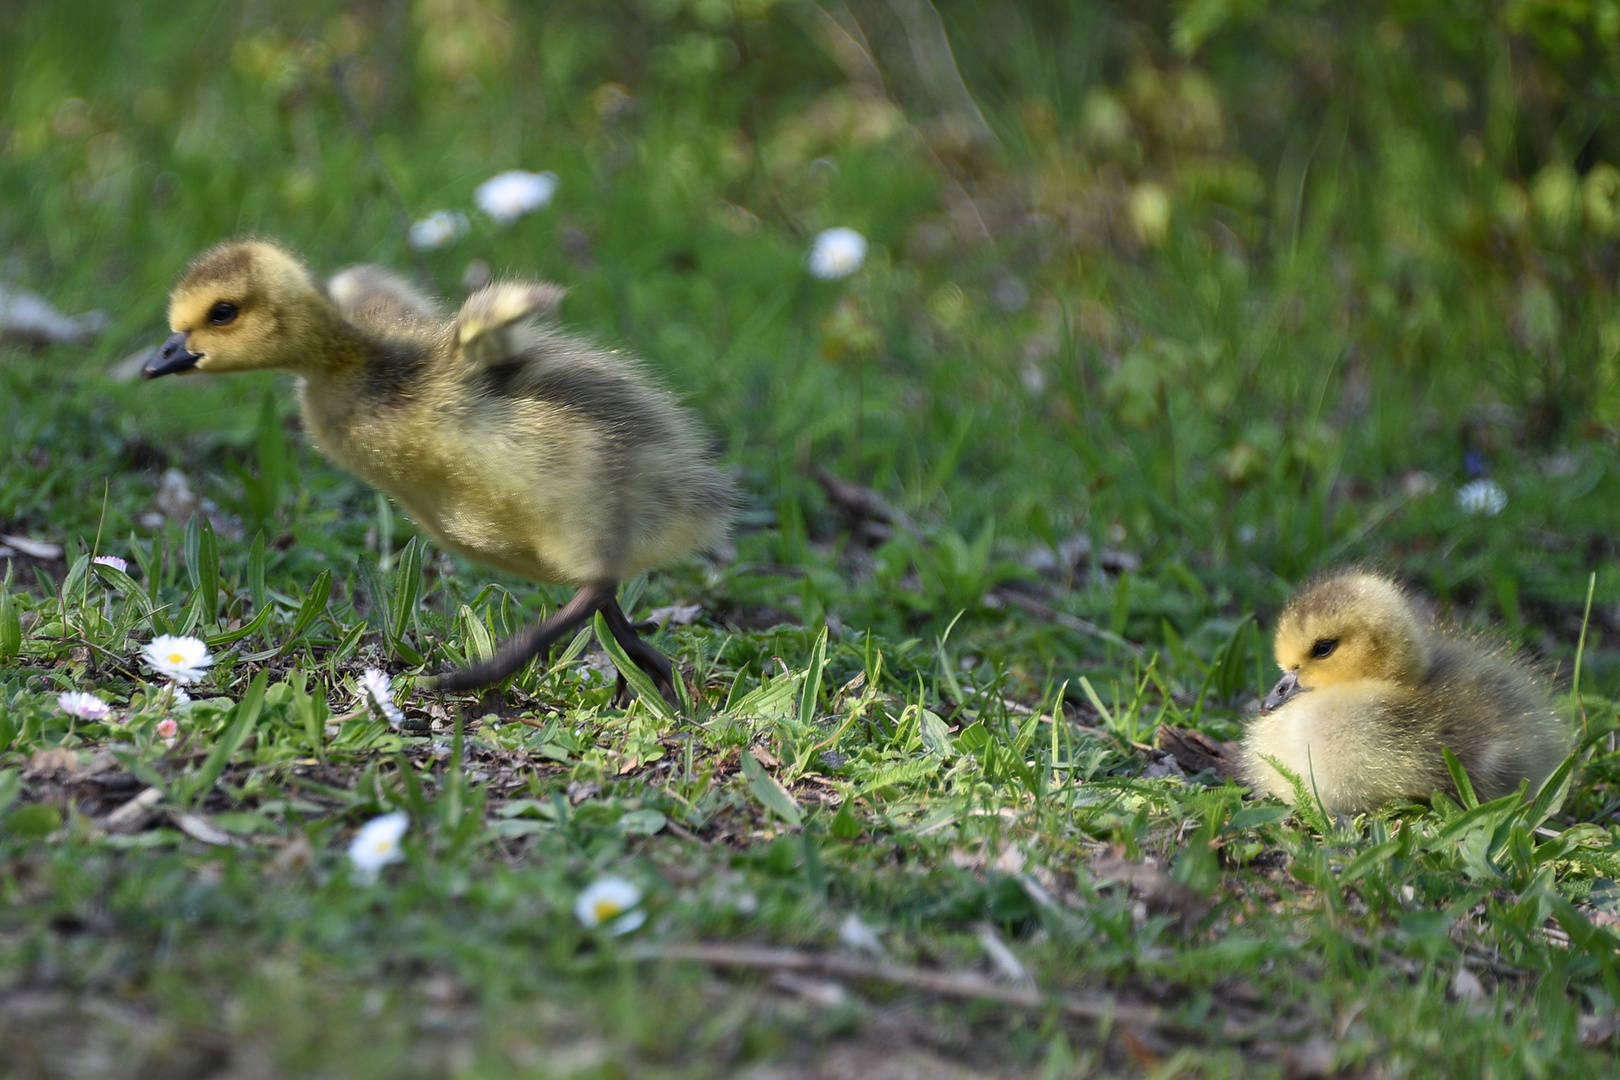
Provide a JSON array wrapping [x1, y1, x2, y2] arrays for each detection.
[[5, 1, 1620, 1075]]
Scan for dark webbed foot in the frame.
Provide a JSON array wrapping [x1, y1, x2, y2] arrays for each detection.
[[601, 598, 680, 705], [432, 583, 682, 707], [433, 581, 614, 692]]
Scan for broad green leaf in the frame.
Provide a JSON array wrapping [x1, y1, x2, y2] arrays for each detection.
[[917, 708, 955, 759], [330, 621, 367, 666], [1211, 612, 1254, 704], [857, 756, 939, 794], [554, 625, 593, 668], [1443, 747, 1478, 810], [459, 604, 495, 663], [829, 798, 860, 839], [197, 515, 219, 624], [60, 553, 91, 604], [739, 749, 802, 826], [1528, 752, 1578, 828], [594, 611, 674, 721], [730, 673, 800, 723], [183, 670, 267, 807], [92, 562, 155, 618], [1227, 805, 1290, 832], [389, 536, 423, 646], [797, 623, 828, 724], [356, 557, 393, 633], [282, 570, 332, 649], [619, 808, 667, 835], [4, 804, 61, 838], [206, 600, 274, 648], [0, 573, 19, 658]]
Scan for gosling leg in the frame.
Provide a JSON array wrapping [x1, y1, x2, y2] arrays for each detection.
[[434, 581, 616, 692], [600, 597, 680, 704]]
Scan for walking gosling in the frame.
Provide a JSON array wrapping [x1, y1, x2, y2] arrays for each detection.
[[1240, 571, 1570, 814], [143, 240, 733, 698]]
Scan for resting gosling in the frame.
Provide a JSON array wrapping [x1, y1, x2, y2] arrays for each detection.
[[144, 240, 733, 697], [1240, 571, 1570, 814]]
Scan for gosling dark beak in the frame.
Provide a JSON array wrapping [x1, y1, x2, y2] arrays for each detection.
[[142, 332, 201, 379], [1260, 671, 1307, 715]]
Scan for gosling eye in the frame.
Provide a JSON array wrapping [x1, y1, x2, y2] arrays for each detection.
[[1310, 639, 1338, 659], [207, 301, 239, 326]]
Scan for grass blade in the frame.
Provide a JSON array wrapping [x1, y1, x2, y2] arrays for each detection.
[[183, 670, 267, 808], [247, 531, 267, 613], [197, 514, 219, 625], [1443, 748, 1478, 810], [0, 566, 20, 658], [356, 557, 393, 634], [281, 570, 332, 652]]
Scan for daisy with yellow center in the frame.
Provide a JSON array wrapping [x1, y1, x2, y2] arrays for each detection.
[[358, 668, 404, 725], [575, 876, 646, 934], [140, 634, 214, 684], [57, 691, 112, 721], [348, 811, 410, 884]]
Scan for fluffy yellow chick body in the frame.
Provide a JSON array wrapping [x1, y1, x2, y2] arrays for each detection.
[[145, 241, 732, 695], [1241, 572, 1570, 814]]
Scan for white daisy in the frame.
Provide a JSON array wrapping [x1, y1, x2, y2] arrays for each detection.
[[348, 811, 410, 884], [575, 876, 646, 934], [170, 685, 191, 705], [359, 668, 404, 726], [1456, 479, 1507, 517], [93, 555, 128, 573], [58, 691, 112, 721], [837, 913, 884, 955], [408, 210, 469, 251], [475, 170, 558, 225], [140, 634, 214, 684], [807, 227, 868, 280]]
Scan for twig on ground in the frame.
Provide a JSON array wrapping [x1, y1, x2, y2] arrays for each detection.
[[812, 467, 922, 541], [631, 941, 1285, 1040], [988, 588, 1146, 657], [101, 786, 164, 832], [664, 820, 709, 845], [63, 637, 144, 681]]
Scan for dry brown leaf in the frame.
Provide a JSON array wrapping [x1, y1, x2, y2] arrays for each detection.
[[1156, 724, 1243, 781], [1091, 850, 1211, 927], [24, 747, 79, 781]]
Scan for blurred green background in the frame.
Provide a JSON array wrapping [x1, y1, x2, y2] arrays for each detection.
[[9, 4, 1620, 1076], [4, 0, 1620, 667]]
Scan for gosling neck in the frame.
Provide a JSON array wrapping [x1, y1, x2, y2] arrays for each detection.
[[272, 294, 380, 379]]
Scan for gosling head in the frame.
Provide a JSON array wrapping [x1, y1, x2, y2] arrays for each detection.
[[144, 241, 333, 379], [1261, 572, 1431, 715]]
